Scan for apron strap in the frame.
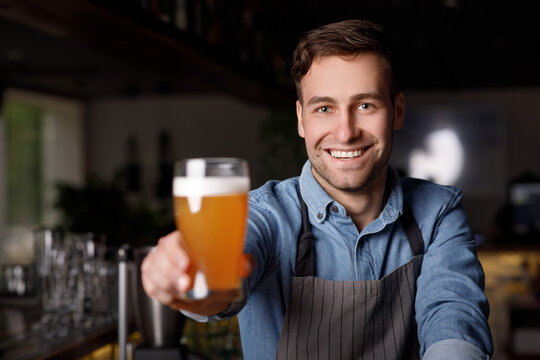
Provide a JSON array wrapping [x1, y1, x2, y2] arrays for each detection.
[[401, 204, 424, 256], [296, 192, 315, 276]]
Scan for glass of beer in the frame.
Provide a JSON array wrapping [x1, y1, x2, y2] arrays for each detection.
[[173, 158, 250, 300]]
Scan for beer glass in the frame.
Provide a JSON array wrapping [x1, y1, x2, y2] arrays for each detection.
[[173, 158, 250, 300]]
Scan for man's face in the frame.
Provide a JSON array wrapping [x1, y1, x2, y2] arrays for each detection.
[[296, 53, 405, 195]]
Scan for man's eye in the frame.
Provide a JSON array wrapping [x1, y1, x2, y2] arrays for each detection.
[[358, 103, 372, 110], [317, 106, 330, 113]]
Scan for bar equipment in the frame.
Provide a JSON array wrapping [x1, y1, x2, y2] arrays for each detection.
[[118, 244, 131, 360], [118, 245, 186, 360]]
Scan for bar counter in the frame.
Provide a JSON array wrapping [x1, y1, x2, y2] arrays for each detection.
[[0, 299, 117, 360], [0, 299, 243, 359]]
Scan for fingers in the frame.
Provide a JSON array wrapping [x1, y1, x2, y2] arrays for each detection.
[[141, 231, 192, 306], [158, 231, 194, 292], [159, 231, 190, 272], [141, 231, 254, 315]]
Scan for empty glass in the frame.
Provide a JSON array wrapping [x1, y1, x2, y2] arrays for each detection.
[[33, 228, 63, 334], [32, 229, 116, 338]]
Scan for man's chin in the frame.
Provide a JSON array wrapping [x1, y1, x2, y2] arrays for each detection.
[[319, 166, 387, 194], [332, 178, 373, 193], [319, 173, 372, 194]]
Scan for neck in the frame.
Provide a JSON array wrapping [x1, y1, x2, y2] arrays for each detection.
[[324, 167, 388, 231]]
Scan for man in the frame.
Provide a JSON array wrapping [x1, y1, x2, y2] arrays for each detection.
[[142, 19, 493, 359]]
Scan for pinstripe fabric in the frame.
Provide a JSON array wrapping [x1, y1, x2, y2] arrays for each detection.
[[277, 257, 422, 359], [276, 202, 423, 360]]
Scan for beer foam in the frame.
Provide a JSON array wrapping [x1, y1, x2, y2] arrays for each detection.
[[173, 176, 250, 197]]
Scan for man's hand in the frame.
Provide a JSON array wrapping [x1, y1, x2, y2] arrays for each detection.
[[141, 231, 253, 316]]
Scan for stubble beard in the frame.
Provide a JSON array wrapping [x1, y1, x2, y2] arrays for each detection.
[[310, 144, 392, 195]]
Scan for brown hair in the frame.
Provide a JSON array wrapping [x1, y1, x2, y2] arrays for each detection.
[[291, 19, 400, 101]]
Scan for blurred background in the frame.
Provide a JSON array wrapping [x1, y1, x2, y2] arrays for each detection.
[[0, 0, 539, 359]]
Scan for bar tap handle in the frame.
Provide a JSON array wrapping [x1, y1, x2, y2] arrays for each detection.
[[118, 244, 133, 360]]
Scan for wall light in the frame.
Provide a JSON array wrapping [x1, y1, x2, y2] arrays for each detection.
[[408, 128, 464, 185]]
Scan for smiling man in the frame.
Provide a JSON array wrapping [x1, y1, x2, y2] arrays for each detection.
[[296, 53, 405, 230], [141, 19, 493, 359]]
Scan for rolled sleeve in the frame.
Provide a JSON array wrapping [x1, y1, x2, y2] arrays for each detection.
[[424, 339, 490, 360]]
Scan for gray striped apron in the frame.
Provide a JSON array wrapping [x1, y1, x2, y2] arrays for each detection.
[[276, 198, 424, 360]]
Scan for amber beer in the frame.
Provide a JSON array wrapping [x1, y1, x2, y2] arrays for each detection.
[[173, 158, 250, 299]]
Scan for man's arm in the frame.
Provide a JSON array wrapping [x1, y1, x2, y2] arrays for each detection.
[[415, 190, 493, 359]]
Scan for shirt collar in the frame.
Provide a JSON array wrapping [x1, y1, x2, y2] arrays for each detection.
[[298, 160, 404, 225], [299, 161, 334, 223], [381, 166, 403, 224]]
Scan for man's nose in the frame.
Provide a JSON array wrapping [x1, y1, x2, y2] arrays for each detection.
[[334, 112, 359, 142]]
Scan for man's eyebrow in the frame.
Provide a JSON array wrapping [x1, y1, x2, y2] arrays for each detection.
[[306, 93, 384, 106], [351, 92, 384, 101], [306, 96, 336, 106]]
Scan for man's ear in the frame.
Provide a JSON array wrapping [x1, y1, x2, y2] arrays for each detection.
[[296, 100, 305, 138], [393, 92, 405, 130]]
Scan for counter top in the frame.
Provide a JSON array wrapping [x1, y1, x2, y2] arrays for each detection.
[[0, 299, 117, 360]]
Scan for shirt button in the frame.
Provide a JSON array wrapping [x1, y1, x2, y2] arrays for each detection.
[[330, 205, 339, 213], [317, 213, 323, 219]]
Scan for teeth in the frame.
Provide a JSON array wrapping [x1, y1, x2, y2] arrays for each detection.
[[330, 150, 363, 159]]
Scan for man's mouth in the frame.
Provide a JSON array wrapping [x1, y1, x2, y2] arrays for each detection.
[[329, 149, 365, 159]]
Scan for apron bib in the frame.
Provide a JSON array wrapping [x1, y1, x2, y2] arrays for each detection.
[[276, 196, 424, 360]]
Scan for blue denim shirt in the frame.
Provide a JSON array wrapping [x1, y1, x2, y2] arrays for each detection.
[[189, 161, 493, 359]]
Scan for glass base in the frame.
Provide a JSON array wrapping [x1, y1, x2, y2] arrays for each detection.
[[184, 270, 242, 301], [185, 288, 242, 302]]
